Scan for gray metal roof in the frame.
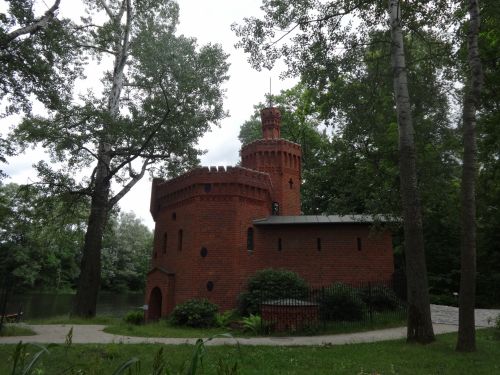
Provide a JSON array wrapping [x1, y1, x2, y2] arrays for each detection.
[[262, 299, 319, 306], [253, 215, 392, 225]]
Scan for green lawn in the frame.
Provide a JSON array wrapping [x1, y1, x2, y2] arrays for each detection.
[[0, 330, 499, 374], [26, 315, 120, 325], [104, 313, 406, 338], [0, 324, 36, 337]]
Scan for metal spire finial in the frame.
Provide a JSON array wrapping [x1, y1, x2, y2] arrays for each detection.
[[269, 77, 273, 107]]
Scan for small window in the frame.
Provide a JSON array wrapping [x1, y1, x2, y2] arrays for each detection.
[[289, 178, 294, 189], [272, 202, 280, 216], [204, 183, 212, 193], [357, 237, 362, 251], [317, 238, 321, 251], [200, 247, 208, 257], [247, 227, 254, 251], [178, 229, 183, 251], [206, 281, 214, 291], [278, 238, 282, 251], [154, 251, 157, 259], [163, 233, 168, 254], [172, 212, 177, 220]]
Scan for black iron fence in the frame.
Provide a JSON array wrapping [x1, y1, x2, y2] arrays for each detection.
[[258, 280, 406, 334]]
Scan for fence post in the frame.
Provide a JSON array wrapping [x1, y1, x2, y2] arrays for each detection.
[[368, 282, 373, 324]]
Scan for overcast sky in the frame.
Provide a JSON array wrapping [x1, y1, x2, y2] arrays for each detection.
[[2, 0, 296, 229]]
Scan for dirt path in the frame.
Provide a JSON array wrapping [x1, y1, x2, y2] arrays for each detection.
[[1, 305, 497, 346]]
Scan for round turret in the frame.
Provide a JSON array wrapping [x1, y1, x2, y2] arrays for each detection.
[[261, 107, 281, 139]]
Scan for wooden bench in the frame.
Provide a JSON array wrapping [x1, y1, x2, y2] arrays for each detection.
[[1, 311, 23, 323]]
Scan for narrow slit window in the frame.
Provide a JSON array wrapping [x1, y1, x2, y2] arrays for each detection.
[[247, 227, 254, 251], [357, 237, 362, 251], [163, 233, 168, 254], [178, 229, 183, 251], [317, 238, 321, 251], [278, 238, 282, 251]]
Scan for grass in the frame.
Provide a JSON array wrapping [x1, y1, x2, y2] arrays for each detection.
[[103, 313, 406, 338], [0, 324, 36, 336], [0, 329, 499, 374], [104, 320, 240, 338], [26, 315, 120, 325]]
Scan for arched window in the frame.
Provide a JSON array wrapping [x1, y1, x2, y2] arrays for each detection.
[[178, 229, 183, 251], [247, 227, 254, 251]]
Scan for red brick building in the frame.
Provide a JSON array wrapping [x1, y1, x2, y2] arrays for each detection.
[[145, 107, 394, 320]]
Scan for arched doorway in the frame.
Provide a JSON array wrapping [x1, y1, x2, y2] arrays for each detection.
[[148, 287, 162, 321]]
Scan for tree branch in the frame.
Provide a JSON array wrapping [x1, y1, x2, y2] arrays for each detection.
[[98, 0, 115, 20], [1, 0, 61, 49], [108, 159, 150, 207], [76, 43, 117, 55]]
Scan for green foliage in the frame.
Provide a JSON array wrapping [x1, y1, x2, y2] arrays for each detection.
[[241, 314, 263, 334], [0, 183, 87, 290], [215, 310, 237, 328], [170, 299, 219, 328], [124, 311, 144, 325], [238, 269, 308, 316], [360, 286, 401, 312], [101, 212, 153, 292], [9, 341, 50, 375], [0, 0, 82, 115], [318, 283, 366, 321]]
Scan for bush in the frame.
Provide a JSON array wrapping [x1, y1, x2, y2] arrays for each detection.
[[170, 299, 218, 328], [123, 311, 144, 325], [360, 285, 401, 311], [242, 313, 264, 334], [238, 268, 309, 316], [318, 283, 366, 321], [215, 309, 237, 328]]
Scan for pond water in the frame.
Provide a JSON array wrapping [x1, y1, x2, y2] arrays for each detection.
[[4, 292, 145, 319]]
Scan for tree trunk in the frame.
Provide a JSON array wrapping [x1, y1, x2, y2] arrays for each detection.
[[72, 0, 131, 317], [72, 153, 111, 318], [456, 0, 482, 353], [388, 0, 435, 343]]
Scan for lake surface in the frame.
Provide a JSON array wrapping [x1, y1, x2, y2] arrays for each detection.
[[4, 292, 145, 319]]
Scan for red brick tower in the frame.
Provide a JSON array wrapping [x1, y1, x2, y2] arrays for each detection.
[[241, 107, 302, 215]]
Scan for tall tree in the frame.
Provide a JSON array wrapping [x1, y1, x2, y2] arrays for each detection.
[[232, 0, 456, 342], [12, 0, 229, 317], [456, 0, 483, 352], [388, 0, 434, 343]]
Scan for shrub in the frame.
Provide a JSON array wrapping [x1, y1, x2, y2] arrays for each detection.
[[123, 311, 144, 325], [170, 299, 218, 327], [360, 285, 401, 311], [238, 268, 309, 316], [215, 309, 237, 328], [318, 283, 366, 321], [242, 314, 264, 334]]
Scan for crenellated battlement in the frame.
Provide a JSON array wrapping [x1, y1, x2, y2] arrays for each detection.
[[150, 166, 273, 219], [241, 138, 301, 153]]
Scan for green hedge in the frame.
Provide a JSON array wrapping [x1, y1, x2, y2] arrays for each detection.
[[318, 283, 366, 321], [238, 268, 309, 316], [170, 299, 218, 327]]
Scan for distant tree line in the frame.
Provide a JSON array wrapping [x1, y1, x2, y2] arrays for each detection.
[[0, 183, 152, 293]]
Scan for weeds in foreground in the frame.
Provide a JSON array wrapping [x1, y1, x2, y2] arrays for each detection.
[[9, 330, 240, 375]]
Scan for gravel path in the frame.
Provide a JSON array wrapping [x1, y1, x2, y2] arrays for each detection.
[[431, 304, 499, 327], [0, 305, 498, 346], [0, 323, 460, 346]]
